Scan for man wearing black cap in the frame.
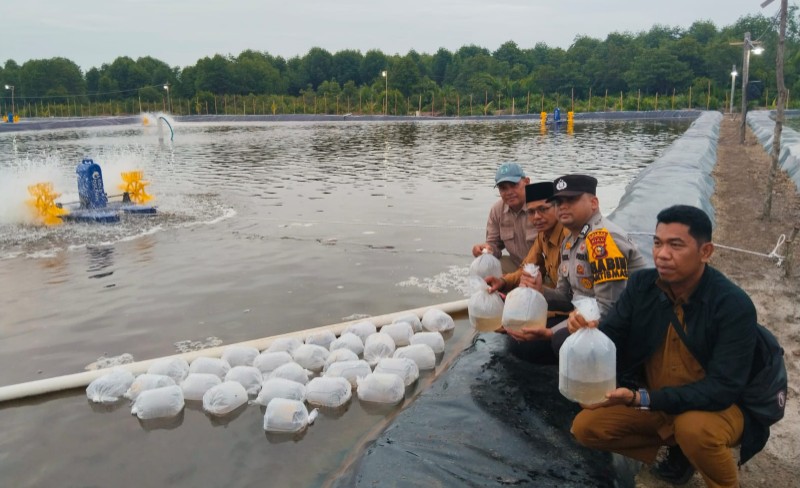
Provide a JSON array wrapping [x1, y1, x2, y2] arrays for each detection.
[[521, 174, 648, 352], [472, 162, 536, 273]]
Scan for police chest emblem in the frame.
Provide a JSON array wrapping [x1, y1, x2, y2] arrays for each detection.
[[579, 243, 586, 252], [556, 179, 567, 191], [576, 264, 585, 275], [565, 241, 572, 250], [581, 278, 593, 289], [561, 264, 568, 274]]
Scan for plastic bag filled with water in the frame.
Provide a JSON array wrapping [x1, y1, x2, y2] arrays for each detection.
[[380, 322, 414, 347], [343, 321, 377, 344], [469, 249, 502, 279], [323, 348, 360, 371], [221, 345, 259, 368], [146, 357, 190, 384], [263, 398, 312, 434], [266, 337, 303, 354], [421, 308, 455, 333], [374, 357, 419, 386], [224, 366, 263, 395], [180, 373, 222, 401], [305, 330, 337, 349], [188, 357, 230, 379], [202, 381, 248, 416], [329, 332, 364, 357], [86, 369, 135, 403], [468, 286, 505, 332], [305, 376, 352, 408], [254, 378, 307, 406], [253, 351, 293, 375], [410, 331, 445, 354], [131, 385, 184, 420], [291, 344, 330, 372], [559, 297, 615, 405], [124, 374, 176, 401], [269, 362, 311, 385], [363, 333, 396, 366], [357, 373, 405, 404], [392, 314, 422, 333], [324, 360, 372, 388], [393, 344, 436, 370], [501, 287, 548, 332]]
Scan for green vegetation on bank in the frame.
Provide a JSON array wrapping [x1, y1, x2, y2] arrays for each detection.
[[2, 11, 800, 117]]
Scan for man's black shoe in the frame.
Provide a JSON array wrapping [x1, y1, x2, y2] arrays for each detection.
[[650, 445, 696, 485]]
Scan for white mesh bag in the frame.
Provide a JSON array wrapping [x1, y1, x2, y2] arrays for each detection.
[[86, 369, 135, 403], [263, 398, 312, 433], [421, 309, 455, 332], [323, 360, 372, 388], [363, 333, 396, 366], [266, 337, 303, 354], [269, 362, 310, 385], [180, 373, 222, 401], [131, 385, 184, 420], [323, 348, 360, 371], [221, 345, 259, 368], [253, 351, 293, 375], [329, 332, 364, 357], [380, 322, 413, 347], [305, 376, 352, 408], [392, 314, 422, 333], [224, 366, 263, 395], [254, 378, 307, 406], [146, 357, 190, 384], [410, 332, 445, 354], [305, 330, 337, 349], [188, 357, 230, 380], [374, 357, 419, 387], [124, 374, 176, 401], [343, 321, 377, 343], [393, 344, 436, 370], [291, 344, 330, 372]]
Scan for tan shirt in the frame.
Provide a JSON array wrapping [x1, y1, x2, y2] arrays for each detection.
[[502, 222, 568, 290], [484, 198, 537, 268]]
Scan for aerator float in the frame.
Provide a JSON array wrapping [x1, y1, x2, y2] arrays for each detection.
[[27, 159, 156, 224]]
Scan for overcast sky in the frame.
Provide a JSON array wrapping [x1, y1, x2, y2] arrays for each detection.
[[3, 0, 778, 72]]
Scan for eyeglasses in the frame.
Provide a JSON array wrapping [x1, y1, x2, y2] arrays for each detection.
[[526, 205, 553, 216]]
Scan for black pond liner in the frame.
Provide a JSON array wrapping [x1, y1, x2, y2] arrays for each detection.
[[330, 333, 622, 487]]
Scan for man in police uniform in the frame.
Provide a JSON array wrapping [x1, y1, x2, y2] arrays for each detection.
[[472, 162, 536, 273], [514, 174, 648, 353]]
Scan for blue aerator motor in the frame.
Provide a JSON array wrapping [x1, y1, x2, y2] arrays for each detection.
[[76, 158, 109, 209]]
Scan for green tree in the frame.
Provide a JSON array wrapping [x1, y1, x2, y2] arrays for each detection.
[[303, 47, 333, 89], [332, 49, 363, 85], [360, 49, 387, 86]]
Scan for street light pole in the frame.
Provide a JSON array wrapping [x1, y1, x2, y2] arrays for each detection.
[[730, 65, 737, 114], [740, 32, 752, 144], [4, 84, 14, 118], [163, 83, 172, 113], [381, 71, 388, 115]]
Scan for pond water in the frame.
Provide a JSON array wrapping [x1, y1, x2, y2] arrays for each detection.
[[0, 118, 690, 487]]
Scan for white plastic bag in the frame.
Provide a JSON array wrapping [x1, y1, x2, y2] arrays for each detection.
[[468, 288, 505, 332], [501, 287, 548, 332], [202, 381, 248, 416], [305, 330, 337, 349], [221, 345, 259, 368], [572, 296, 601, 322], [329, 332, 364, 357], [323, 348, 360, 371], [393, 344, 436, 370], [291, 344, 330, 372], [380, 322, 414, 347], [421, 308, 455, 332], [253, 351, 293, 375], [410, 332, 445, 354], [469, 249, 502, 279], [254, 378, 307, 406], [343, 321, 377, 343], [269, 362, 311, 385], [363, 333, 396, 366], [188, 357, 230, 379], [146, 357, 190, 384], [180, 373, 222, 401], [266, 337, 303, 354], [305, 376, 352, 408], [374, 357, 419, 386], [392, 314, 422, 333], [357, 373, 405, 404], [224, 366, 263, 395], [86, 369, 135, 403], [125, 374, 176, 401], [324, 360, 372, 388], [131, 385, 184, 420], [263, 398, 311, 433]]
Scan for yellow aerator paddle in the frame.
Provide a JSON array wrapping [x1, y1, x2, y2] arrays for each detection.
[[119, 171, 153, 204], [27, 183, 68, 226]]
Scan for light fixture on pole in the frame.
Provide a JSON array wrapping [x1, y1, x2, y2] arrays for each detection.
[[730, 65, 737, 114], [4, 84, 14, 118], [732, 32, 764, 144], [381, 71, 388, 115], [163, 83, 172, 113]]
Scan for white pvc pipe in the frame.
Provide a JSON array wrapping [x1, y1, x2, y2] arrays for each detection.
[[0, 299, 468, 403]]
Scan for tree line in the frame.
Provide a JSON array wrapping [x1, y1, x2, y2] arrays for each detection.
[[2, 10, 800, 117]]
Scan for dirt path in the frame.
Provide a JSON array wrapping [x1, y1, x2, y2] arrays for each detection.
[[634, 115, 800, 487]]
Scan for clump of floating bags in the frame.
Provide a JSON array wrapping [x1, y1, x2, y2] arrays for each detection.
[[84, 308, 457, 435]]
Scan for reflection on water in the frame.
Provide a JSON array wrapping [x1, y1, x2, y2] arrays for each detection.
[[0, 119, 691, 488]]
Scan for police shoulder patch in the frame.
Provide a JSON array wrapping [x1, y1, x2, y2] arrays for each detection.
[[586, 229, 629, 285]]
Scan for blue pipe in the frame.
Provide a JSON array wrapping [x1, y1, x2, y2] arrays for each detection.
[[158, 116, 174, 141]]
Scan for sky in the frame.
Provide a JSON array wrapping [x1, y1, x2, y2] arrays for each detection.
[[2, 0, 779, 72]]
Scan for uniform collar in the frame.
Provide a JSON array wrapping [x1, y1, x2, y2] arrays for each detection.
[[546, 222, 566, 246]]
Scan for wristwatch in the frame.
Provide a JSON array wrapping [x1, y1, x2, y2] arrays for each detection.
[[637, 388, 651, 410]]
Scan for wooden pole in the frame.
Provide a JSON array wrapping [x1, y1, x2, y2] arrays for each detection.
[[706, 79, 711, 110], [763, 0, 789, 219], [526, 91, 530, 114], [672, 88, 676, 110], [588, 87, 592, 112], [604, 89, 607, 111], [783, 225, 799, 278], [689, 86, 692, 109], [637, 89, 641, 111]]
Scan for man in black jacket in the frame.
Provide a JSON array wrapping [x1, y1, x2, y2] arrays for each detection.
[[568, 205, 758, 487]]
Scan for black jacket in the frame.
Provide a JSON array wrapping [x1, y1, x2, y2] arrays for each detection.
[[599, 266, 763, 462]]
